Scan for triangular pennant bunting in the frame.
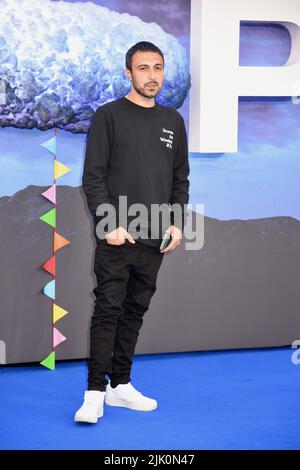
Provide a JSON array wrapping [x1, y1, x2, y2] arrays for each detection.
[[40, 208, 56, 228], [53, 303, 69, 323], [54, 160, 71, 180], [43, 279, 55, 299], [41, 136, 56, 155], [54, 232, 70, 252], [40, 351, 55, 370], [42, 255, 56, 276], [53, 327, 67, 348], [39, 128, 71, 370], [41, 184, 56, 204]]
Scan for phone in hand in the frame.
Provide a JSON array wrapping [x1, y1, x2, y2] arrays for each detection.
[[160, 232, 172, 251]]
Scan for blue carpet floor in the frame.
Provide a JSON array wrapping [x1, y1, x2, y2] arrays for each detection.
[[0, 346, 299, 450]]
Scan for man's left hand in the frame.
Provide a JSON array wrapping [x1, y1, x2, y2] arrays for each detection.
[[160, 225, 182, 253]]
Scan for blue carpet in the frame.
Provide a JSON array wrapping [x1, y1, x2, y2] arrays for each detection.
[[0, 346, 299, 450]]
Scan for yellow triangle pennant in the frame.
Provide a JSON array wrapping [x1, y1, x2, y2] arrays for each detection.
[[53, 303, 69, 323], [54, 160, 71, 180]]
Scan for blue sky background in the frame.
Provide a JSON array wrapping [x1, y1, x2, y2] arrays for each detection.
[[1, 1, 299, 221]]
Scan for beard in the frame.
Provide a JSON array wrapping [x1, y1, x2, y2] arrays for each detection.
[[131, 75, 160, 99]]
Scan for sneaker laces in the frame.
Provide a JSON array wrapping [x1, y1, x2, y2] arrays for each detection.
[[115, 382, 143, 399]]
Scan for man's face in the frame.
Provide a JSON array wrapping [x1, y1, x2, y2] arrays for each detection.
[[126, 51, 164, 99]]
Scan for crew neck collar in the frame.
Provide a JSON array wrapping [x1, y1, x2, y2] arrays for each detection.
[[120, 95, 158, 113]]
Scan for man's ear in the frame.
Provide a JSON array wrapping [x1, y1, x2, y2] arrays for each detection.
[[125, 67, 132, 82]]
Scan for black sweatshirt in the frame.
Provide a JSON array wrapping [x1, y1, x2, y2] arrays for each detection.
[[82, 96, 190, 249]]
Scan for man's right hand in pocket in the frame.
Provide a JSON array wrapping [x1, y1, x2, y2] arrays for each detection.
[[105, 226, 136, 245]]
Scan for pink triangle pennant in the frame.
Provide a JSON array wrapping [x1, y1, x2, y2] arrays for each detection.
[[53, 327, 67, 348], [41, 184, 56, 204]]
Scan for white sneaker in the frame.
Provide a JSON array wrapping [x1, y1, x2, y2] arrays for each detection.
[[74, 390, 106, 423], [105, 381, 157, 411]]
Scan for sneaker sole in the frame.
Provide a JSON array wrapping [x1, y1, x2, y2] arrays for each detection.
[[74, 409, 104, 423], [105, 397, 157, 411], [74, 414, 98, 424]]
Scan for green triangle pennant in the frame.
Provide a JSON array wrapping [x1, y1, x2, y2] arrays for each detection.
[[40, 208, 56, 228], [40, 351, 55, 370]]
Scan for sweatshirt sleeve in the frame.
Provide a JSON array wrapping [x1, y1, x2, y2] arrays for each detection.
[[82, 108, 113, 221], [169, 115, 190, 230]]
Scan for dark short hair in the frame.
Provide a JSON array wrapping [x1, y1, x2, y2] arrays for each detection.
[[125, 41, 164, 71]]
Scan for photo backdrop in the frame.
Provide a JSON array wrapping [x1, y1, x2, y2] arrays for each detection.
[[1, 0, 299, 365]]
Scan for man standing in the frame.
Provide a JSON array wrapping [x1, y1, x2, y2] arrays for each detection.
[[75, 41, 190, 423]]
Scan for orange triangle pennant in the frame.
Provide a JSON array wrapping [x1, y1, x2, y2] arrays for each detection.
[[54, 232, 70, 252]]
